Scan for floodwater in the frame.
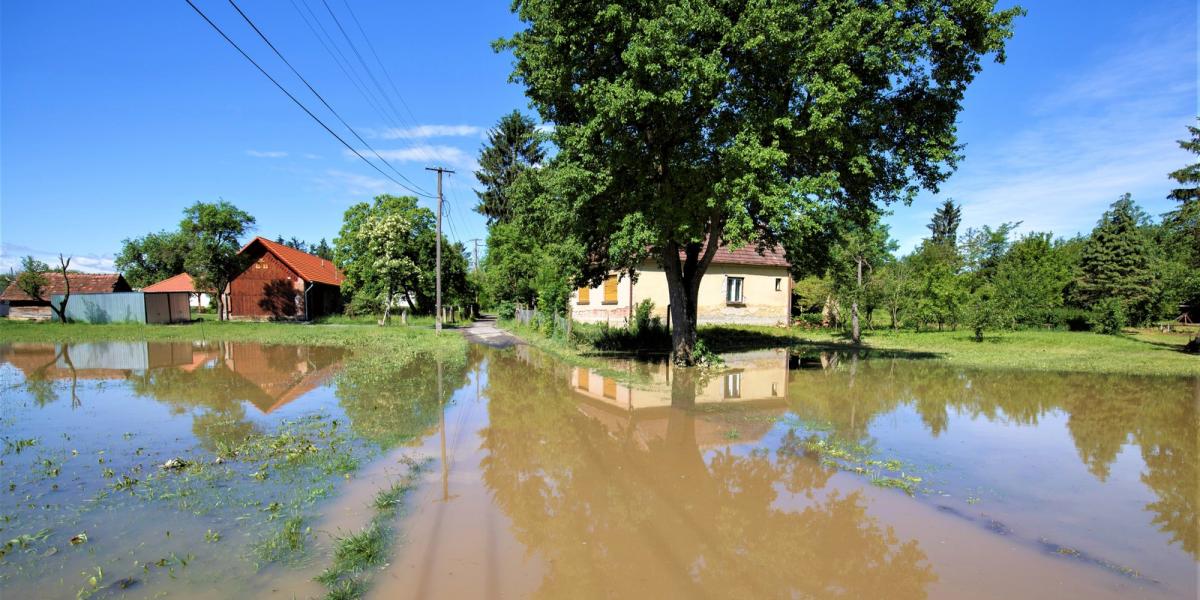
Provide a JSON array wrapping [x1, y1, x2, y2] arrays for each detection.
[[1, 340, 1196, 599]]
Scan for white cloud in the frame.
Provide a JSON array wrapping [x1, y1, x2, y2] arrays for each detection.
[[345, 145, 478, 172], [246, 150, 288, 158], [367, 125, 482, 140], [0, 243, 115, 274], [313, 169, 398, 197], [895, 15, 1196, 251]]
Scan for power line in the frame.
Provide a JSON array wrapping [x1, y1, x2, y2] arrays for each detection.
[[226, 0, 432, 196], [183, 0, 431, 198], [337, 0, 422, 127], [289, 0, 446, 187], [319, 0, 410, 128]]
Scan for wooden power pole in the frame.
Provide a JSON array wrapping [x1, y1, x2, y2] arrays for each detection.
[[426, 166, 454, 334]]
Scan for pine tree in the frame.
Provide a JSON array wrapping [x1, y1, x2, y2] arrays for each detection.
[[474, 111, 546, 225], [1165, 120, 1199, 351], [1075, 194, 1158, 325], [927, 199, 962, 245]]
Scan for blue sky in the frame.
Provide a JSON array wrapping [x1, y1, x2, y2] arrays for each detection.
[[1, 1, 1195, 273]]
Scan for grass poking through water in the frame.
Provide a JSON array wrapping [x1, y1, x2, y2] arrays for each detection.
[[315, 460, 428, 599]]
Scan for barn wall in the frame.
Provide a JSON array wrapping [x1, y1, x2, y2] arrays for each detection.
[[228, 249, 305, 319]]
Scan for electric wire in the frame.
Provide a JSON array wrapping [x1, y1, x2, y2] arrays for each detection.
[[183, 0, 431, 198]]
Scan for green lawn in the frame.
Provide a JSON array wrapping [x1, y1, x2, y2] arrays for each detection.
[[0, 317, 465, 361], [700, 325, 1198, 378]]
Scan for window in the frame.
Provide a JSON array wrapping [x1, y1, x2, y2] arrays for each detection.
[[775, 277, 782, 292], [602, 377, 617, 399], [723, 373, 742, 398], [577, 368, 590, 391], [578, 286, 590, 305], [602, 275, 619, 305], [726, 276, 744, 304]]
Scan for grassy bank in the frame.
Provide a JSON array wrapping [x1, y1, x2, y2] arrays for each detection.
[[0, 318, 465, 359], [500, 319, 1197, 378]]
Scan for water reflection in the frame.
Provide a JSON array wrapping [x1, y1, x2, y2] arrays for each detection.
[[781, 353, 1199, 560], [476, 347, 937, 599]]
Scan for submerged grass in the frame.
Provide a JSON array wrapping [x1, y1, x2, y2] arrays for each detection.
[[316, 461, 428, 600]]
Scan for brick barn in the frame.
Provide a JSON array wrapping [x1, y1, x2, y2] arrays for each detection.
[[226, 237, 344, 320], [0, 273, 132, 320]]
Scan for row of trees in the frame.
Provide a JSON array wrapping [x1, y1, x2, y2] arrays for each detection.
[[815, 169, 1198, 340], [108, 195, 473, 323]]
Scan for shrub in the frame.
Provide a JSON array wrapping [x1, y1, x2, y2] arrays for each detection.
[[495, 301, 516, 320], [1089, 298, 1127, 335], [345, 294, 383, 317]]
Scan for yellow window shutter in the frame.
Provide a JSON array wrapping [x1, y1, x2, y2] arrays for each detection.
[[603, 276, 618, 304], [578, 286, 590, 304]]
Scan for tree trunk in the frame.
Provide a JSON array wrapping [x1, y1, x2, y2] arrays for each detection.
[[381, 287, 393, 326], [851, 256, 862, 344], [661, 231, 722, 366]]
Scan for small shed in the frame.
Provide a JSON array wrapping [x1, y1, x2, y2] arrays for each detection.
[[143, 272, 215, 309], [0, 273, 132, 320], [51, 291, 191, 324]]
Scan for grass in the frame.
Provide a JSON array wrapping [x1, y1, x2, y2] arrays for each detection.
[[502, 318, 1197, 377], [707, 326, 1197, 377], [0, 318, 465, 357], [315, 462, 427, 600]]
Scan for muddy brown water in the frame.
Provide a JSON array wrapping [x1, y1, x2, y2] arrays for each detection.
[[0, 340, 1196, 599]]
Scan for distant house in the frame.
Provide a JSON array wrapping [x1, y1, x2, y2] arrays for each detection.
[[143, 272, 215, 309], [0, 273, 132, 320], [571, 244, 791, 326], [226, 237, 344, 320]]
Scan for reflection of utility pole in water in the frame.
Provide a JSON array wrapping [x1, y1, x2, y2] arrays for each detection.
[[438, 357, 449, 502]]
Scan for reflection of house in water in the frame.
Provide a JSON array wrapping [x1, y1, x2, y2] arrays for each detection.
[[567, 349, 791, 449], [0, 341, 345, 414]]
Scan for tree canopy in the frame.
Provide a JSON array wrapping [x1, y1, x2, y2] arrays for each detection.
[[114, 230, 192, 289], [475, 110, 547, 225], [500, 0, 1022, 362], [181, 201, 256, 320]]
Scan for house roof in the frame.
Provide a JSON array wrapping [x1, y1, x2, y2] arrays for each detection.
[[240, 237, 345, 286], [143, 272, 214, 294], [706, 244, 789, 268], [0, 273, 129, 302]]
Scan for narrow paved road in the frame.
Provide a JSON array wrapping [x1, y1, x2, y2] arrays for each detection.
[[460, 316, 524, 348]]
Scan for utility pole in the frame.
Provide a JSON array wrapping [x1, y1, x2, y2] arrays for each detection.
[[468, 238, 483, 272], [426, 166, 454, 333]]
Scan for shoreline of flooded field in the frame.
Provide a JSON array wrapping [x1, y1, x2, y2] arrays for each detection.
[[1, 340, 1196, 599]]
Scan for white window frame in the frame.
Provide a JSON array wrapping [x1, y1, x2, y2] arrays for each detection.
[[726, 276, 745, 305]]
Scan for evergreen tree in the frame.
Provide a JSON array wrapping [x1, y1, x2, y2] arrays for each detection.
[[927, 199, 962, 245], [474, 111, 546, 225], [1075, 194, 1158, 325], [1165, 120, 1200, 350]]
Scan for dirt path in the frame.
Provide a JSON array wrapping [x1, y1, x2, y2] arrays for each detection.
[[460, 316, 523, 348]]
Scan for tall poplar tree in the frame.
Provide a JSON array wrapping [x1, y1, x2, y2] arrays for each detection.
[[501, 0, 1021, 364]]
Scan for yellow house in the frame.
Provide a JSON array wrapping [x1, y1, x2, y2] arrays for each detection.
[[571, 244, 792, 326]]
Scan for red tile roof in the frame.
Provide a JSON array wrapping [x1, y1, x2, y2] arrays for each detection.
[[142, 272, 214, 293], [0, 273, 130, 302], [241, 237, 345, 286], [682, 243, 790, 268]]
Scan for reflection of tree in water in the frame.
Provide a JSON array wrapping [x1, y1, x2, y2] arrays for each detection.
[[335, 347, 474, 448], [786, 355, 1198, 559], [479, 351, 937, 599]]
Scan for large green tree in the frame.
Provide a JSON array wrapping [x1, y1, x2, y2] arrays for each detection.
[[335, 195, 472, 315], [500, 0, 1020, 363], [114, 230, 192, 288], [1075, 194, 1158, 326], [181, 201, 256, 320], [1164, 121, 1199, 350], [991, 232, 1071, 327], [475, 111, 548, 225]]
